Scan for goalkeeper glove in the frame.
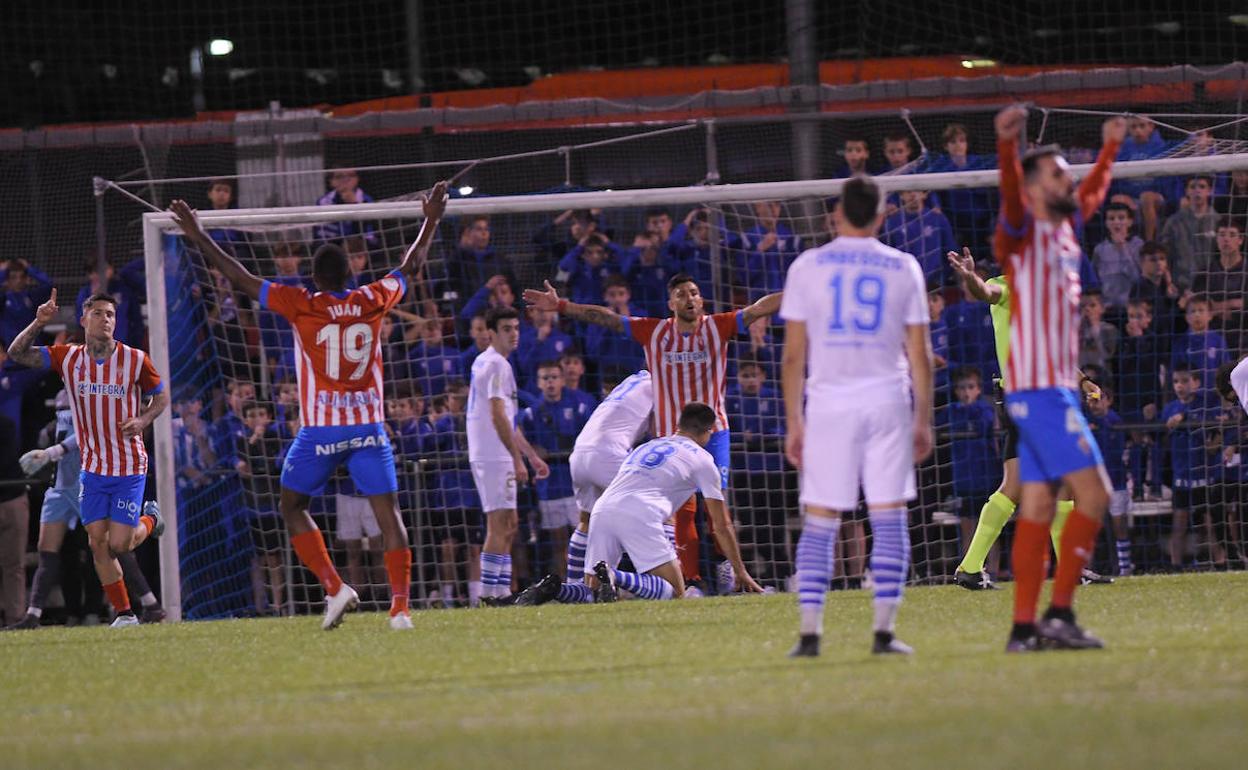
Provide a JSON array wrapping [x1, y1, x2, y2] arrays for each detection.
[[19, 443, 65, 476]]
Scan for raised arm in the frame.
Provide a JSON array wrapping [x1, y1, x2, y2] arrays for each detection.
[[946, 247, 1003, 303], [6, 289, 57, 369], [1078, 117, 1126, 220], [523, 280, 625, 334], [396, 180, 449, 281], [905, 323, 934, 462], [169, 200, 262, 300], [740, 291, 783, 328], [994, 106, 1028, 239]]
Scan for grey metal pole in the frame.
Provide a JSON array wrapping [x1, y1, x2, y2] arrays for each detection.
[[93, 177, 108, 281], [786, 0, 823, 243], [405, 0, 424, 93], [704, 119, 721, 185]]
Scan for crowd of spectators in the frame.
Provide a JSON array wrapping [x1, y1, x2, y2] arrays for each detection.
[[3, 117, 1247, 621]]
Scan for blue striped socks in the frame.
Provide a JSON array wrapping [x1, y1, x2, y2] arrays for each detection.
[[663, 523, 676, 550], [612, 569, 674, 600], [480, 552, 511, 598], [567, 527, 589, 581], [796, 514, 841, 636], [1116, 538, 1133, 575], [557, 582, 593, 603], [868, 508, 909, 633]]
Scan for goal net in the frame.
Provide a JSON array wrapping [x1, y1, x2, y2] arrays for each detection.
[[143, 149, 1248, 620]]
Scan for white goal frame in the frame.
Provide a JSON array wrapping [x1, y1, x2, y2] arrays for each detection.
[[143, 151, 1248, 621]]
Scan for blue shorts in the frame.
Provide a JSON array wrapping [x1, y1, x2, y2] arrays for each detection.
[[80, 472, 146, 527], [280, 424, 398, 497], [40, 486, 81, 529], [1005, 388, 1103, 484], [706, 429, 731, 489]]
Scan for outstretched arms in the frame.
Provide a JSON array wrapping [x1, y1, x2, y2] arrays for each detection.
[[6, 288, 57, 368], [740, 291, 783, 328], [994, 105, 1028, 238], [1078, 117, 1126, 220], [169, 200, 263, 300], [523, 280, 626, 334], [946, 247, 1003, 304], [397, 180, 449, 281]]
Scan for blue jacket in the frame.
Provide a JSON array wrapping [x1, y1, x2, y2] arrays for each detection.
[[558, 243, 623, 306], [1087, 408, 1128, 490], [257, 274, 315, 380], [584, 305, 646, 380], [408, 342, 463, 396], [421, 414, 480, 511], [518, 392, 593, 500], [728, 225, 801, 302], [661, 222, 715, 300], [942, 300, 998, 382], [946, 398, 1000, 494], [0, 264, 53, 346], [726, 384, 785, 473], [516, 325, 574, 388], [619, 255, 674, 318], [1170, 330, 1231, 387], [931, 318, 950, 397], [881, 208, 957, 286], [1163, 392, 1222, 486]]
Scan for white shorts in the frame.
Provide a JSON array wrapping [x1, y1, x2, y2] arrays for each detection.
[[335, 494, 380, 541], [584, 507, 676, 578], [471, 460, 517, 512], [1109, 489, 1131, 518], [570, 449, 624, 514], [800, 402, 915, 511], [538, 496, 580, 530]]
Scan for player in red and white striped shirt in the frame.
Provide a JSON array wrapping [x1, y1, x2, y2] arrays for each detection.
[[993, 106, 1126, 651], [524, 272, 781, 588], [170, 181, 447, 630], [7, 290, 169, 626]]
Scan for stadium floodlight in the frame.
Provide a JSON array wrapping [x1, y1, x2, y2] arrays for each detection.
[[960, 59, 997, 69], [208, 39, 234, 56]]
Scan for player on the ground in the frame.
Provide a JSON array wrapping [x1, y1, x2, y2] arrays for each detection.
[[524, 273, 782, 593], [945, 247, 1116, 586], [6, 390, 165, 629], [467, 306, 550, 605], [585, 401, 763, 602], [169, 180, 449, 630], [993, 105, 1124, 651], [6, 292, 168, 628], [781, 175, 934, 658], [514, 369, 653, 606]]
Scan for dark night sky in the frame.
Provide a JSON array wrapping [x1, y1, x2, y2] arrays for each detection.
[[1, 1, 1244, 128]]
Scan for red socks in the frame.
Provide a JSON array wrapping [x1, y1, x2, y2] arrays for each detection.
[[103, 579, 131, 614], [675, 497, 700, 582], [291, 530, 344, 596], [138, 514, 156, 542], [1051, 510, 1102, 609], [384, 548, 412, 616], [1011, 518, 1048, 624]]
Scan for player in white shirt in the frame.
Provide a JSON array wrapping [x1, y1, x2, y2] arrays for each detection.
[[514, 369, 654, 606], [780, 176, 934, 657], [584, 402, 763, 602], [467, 306, 549, 603], [1217, 358, 1248, 415]]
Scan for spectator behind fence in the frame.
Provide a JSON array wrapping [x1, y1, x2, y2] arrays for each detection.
[[926, 123, 996, 255], [1112, 116, 1171, 240], [943, 265, 999, 383], [928, 286, 950, 403], [1130, 241, 1182, 337], [211, 378, 254, 468], [1163, 364, 1223, 570], [583, 275, 645, 382], [517, 304, 573, 389], [75, 259, 143, 347], [1078, 290, 1119, 375], [205, 178, 249, 252], [172, 394, 217, 492], [0, 341, 49, 447], [727, 315, 779, 382], [1114, 298, 1166, 499], [1092, 201, 1143, 311], [946, 366, 1003, 574], [0, 411, 27, 625], [1161, 176, 1220, 292], [422, 390, 483, 607], [314, 168, 376, 245], [1171, 295, 1231, 386], [730, 201, 801, 302], [1, 258, 53, 347], [556, 232, 622, 307], [620, 231, 675, 318], [1214, 169, 1248, 230], [1086, 386, 1135, 576], [407, 317, 462, 397], [458, 274, 518, 326], [662, 207, 715, 301], [448, 215, 515, 304], [258, 242, 313, 382], [881, 190, 956, 286], [833, 134, 873, 178], [1192, 217, 1247, 352], [558, 350, 599, 414], [234, 400, 286, 616], [533, 209, 599, 264]]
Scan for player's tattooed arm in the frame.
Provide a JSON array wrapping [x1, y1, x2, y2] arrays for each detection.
[[522, 280, 625, 333], [6, 288, 58, 368], [168, 200, 263, 300], [946, 247, 1002, 303], [397, 180, 449, 281], [740, 291, 783, 328]]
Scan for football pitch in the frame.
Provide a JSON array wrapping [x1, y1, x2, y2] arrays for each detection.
[[2, 573, 1245, 770]]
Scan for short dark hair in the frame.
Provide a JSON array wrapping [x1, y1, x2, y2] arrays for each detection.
[[1105, 201, 1135, 220], [1217, 215, 1242, 233], [446, 377, 468, 393], [1187, 175, 1214, 189], [461, 215, 489, 232], [485, 306, 519, 331], [583, 233, 608, 249], [536, 359, 564, 374], [1187, 293, 1212, 310], [1215, 360, 1241, 403], [1021, 145, 1064, 182], [559, 347, 584, 363], [840, 175, 883, 229], [676, 401, 716, 434], [431, 394, 449, 411], [1127, 297, 1153, 311], [207, 177, 234, 192], [311, 243, 350, 289], [603, 274, 631, 293], [644, 207, 672, 220], [1173, 362, 1198, 381], [942, 123, 969, 146], [666, 272, 698, 294], [5, 258, 28, 274], [843, 134, 869, 149], [883, 133, 911, 148], [240, 400, 271, 417], [737, 357, 763, 374], [951, 365, 983, 386], [1140, 240, 1167, 258], [83, 293, 118, 313], [1083, 288, 1104, 301]]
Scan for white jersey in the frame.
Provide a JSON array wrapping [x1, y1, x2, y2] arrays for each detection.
[[592, 435, 723, 525], [1232, 358, 1248, 415], [573, 370, 653, 460], [467, 346, 518, 463], [779, 235, 927, 406]]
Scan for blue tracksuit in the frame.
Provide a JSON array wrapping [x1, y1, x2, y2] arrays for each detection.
[[518, 392, 593, 501]]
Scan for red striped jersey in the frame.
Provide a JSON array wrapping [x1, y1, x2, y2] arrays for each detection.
[[994, 135, 1119, 393], [261, 272, 405, 427], [626, 311, 743, 436], [43, 342, 162, 477]]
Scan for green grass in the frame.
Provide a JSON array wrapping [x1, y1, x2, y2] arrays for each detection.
[[2, 573, 1245, 770]]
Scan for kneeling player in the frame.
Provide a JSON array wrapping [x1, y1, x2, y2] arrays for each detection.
[[585, 402, 762, 602]]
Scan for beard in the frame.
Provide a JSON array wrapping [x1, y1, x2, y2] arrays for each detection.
[[1049, 193, 1077, 218]]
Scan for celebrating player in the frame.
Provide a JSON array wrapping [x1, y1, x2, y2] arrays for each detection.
[[168, 179, 448, 630], [466, 305, 550, 605], [586, 402, 762, 602], [524, 273, 782, 592], [513, 369, 654, 606], [993, 105, 1125, 651], [6, 391, 165, 629], [945, 247, 1115, 587], [6, 292, 168, 627], [781, 175, 934, 658]]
